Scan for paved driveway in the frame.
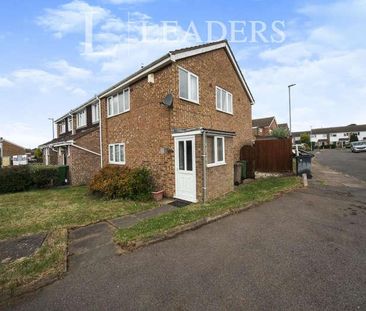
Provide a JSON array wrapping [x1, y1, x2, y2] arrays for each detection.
[[315, 149, 366, 181], [5, 167, 366, 310]]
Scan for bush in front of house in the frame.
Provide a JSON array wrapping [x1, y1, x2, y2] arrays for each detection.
[[0, 165, 66, 194], [89, 166, 154, 200], [30, 165, 60, 188], [0, 166, 33, 193]]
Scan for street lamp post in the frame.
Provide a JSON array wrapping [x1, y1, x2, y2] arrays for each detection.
[[48, 118, 55, 139], [288, 84, 296, 133]]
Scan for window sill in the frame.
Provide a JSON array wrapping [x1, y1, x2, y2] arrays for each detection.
[[179, 96, 199, 105], [107, 110, 130, 119], [92, 120, 100, 125], [76, 125, 87, 130], [109, 161, 126, 165], [207, 162, 226, 168], [216, 109, 233, 115]]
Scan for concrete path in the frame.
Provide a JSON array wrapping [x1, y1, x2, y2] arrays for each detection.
[[5, 166, 366, 310], [67, 204, 176, 271]]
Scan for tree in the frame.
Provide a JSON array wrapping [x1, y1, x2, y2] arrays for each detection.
[[34, 148, 43, 161], [350, 133, 359, 142], [272, 127, 290, 138], [300, 133, 310, 145]]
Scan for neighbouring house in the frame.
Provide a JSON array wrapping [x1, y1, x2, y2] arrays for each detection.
[[292, 124, 366, 147], [278, 123, 290, 132], [40, 40, 255, 202], [252, 116, 277, 137], [0, 137, 26, 167], [39, 100, 101, 185]]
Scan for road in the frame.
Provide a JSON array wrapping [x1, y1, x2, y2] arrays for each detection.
[[315, 149, 366, 181], [4, 165, 366, 310]]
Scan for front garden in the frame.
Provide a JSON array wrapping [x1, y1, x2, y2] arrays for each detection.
[[0, 165, 301, 301]]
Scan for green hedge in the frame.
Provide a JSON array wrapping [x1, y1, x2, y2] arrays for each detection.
[[0, 165, 67, 194], [89, 166, 154, 201]]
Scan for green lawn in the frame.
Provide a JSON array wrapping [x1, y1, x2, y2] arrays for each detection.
[[0, 186, 157, 240], [0, 186, 157, 296], [115, 176, 301, 247], [0, 229, 67, 295]]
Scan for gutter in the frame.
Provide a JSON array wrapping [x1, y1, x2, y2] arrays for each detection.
[[50, 140, 101, 157], [202, 129, 208, 203], [96, 94, 103, 168]]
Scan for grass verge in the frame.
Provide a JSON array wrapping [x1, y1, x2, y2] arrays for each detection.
[[115, 176, 301, 248], [0, 186, 157, 240], [0, 229, 67, 299]]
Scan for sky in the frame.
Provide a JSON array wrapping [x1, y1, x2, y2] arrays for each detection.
[[0, 0, 365, 148]]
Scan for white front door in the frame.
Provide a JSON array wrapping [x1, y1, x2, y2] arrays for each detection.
[[174, 136, 196, 202]]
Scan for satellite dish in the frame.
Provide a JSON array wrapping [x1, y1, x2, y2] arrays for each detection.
[[161, 93, 173, 108]]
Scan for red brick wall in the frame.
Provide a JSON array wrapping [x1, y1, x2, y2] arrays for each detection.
[[100, 47, 252, 201], [68, 127, 101, 185]]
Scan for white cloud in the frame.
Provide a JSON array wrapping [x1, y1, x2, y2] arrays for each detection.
[[0, 77, 14, 88], [47, 60, 92, 79], [248, 0, 366, 131], [37, 0, 110, 38]]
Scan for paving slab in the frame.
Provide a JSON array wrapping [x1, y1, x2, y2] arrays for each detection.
[[110, 205, 176, 229], [0, 233, 46, 263]]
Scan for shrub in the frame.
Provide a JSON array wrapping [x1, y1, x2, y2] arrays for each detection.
[[128, 167, 154, 200], [89, 166, 154, 200], [30, 165, 60, 188], [272, 127, 290, 138], [0, 166, 32, 193]]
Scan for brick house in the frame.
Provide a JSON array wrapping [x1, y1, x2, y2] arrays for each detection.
[[0, 138, 26, 167], [252, 116, 277, 137], [41, 40, 255, 202], [40, 100, 101, 185]]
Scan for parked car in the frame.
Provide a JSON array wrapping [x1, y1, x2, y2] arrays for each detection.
[[351, 141, 366, 153]]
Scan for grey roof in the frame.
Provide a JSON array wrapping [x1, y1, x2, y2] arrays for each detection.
[[278, 123, 289, 130], [311, 124, 366, 134], [252, 117, 275, 128], [55, 40, 254, 122], [292, 124, 366, 136], [39, 126, 98, 148]]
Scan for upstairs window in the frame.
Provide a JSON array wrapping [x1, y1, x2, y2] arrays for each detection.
[[107, 88, 130, 117], [109, 143, 125, 165], [216, 87, 233, 114], [76, 109, 87, 128], [67, 117, 72, 132], [179, 67, 199, 103], [207, 136, 225, 167], [92, 103, 99, 123], [59, 121, 66, 134]]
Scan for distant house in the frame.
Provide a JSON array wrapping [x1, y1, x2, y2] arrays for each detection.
[[39, 100, 101, 186], [0, 138, 26, 167], [252, 117, 277, 137], [292, 124, 366, 147], [278, 123, 290, 132], [40, 40, 255, 202]]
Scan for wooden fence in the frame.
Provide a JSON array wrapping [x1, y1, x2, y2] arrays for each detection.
[[240, 138, 293, 174]]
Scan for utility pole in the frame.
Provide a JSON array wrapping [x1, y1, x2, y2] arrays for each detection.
[[48, 118, 55, 139], [288, 84, 296, 134]]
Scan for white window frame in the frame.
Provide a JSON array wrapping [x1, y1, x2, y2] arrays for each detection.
[[179, 67, 199, 104], [107, 88, 130, 118], [67, 116, 73, 132], [216, 86, 233, 114], [76, 109, 87, 129], [108, 143, 126, 165], [91, 103, 99, 123], [59, 121, 66, 134], [207, 136, 226, 167]]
